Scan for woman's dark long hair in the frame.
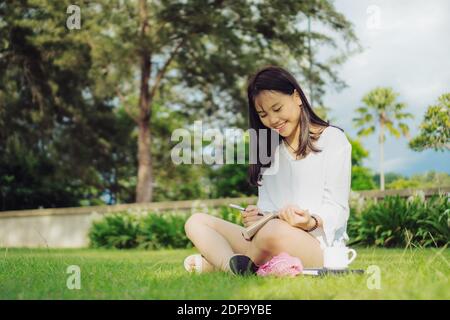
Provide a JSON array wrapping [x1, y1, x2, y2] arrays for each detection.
[[247, 65, 343, 187]]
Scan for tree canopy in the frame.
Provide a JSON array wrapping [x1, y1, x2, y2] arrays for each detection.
[[1, 0, 359, 210]]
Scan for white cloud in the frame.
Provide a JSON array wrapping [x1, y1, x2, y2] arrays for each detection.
[[321, 0, 450, 176]]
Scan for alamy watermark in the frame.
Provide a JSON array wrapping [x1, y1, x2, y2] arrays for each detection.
[[66, 265, 81, 290], [366, 5, 381, 31], [366, 265, 382, 290], [170, 121, 281, 174], [66, 5, 81, 30]]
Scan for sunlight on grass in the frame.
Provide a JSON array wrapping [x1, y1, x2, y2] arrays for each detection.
[[0, 247, 448, 299]]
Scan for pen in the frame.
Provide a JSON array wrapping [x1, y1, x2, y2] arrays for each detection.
[[229, 204, 264, 216]]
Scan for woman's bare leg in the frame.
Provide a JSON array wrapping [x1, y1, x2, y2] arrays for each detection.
[[184, 213, 252, 272], [245, 219, 324, 268]]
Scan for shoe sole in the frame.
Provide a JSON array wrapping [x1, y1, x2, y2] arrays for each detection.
[[229, 255, 258, 276]]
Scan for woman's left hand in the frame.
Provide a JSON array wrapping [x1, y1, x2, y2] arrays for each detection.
[[278, 204, 314, 230]]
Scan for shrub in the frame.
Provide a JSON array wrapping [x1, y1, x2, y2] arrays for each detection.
[[88, 213, 140, 249], [217, 203, 245, 226], [348, 193, 449, 247], [89, 194, 449, 250], [137, 213, 192, 250], [88, 207, 245, 250]]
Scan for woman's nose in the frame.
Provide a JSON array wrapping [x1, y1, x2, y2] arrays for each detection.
[[269, 117, 281, 128]]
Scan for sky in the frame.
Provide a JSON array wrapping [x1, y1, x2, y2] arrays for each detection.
[[319, 0, 450, 177]]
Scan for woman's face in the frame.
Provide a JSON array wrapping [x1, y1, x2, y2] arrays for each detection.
[[254, 89, 302, 137]]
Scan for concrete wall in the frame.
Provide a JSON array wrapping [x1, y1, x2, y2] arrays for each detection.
[[0, 189, 447, 248], [0, 212, 102, 248], [0, 196, 256, 248]]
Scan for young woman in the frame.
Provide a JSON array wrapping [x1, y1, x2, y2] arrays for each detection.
[[184, 66, 352, 275]]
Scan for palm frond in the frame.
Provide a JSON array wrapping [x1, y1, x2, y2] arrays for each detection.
[[357, 126, 375, 137], [395, 112, 414, 120], [355, 106, 369, 114], [398, 122, 411, 138], [385, 121, 401, 138]]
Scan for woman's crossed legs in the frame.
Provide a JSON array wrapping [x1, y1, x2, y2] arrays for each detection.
[[184, 213, 323, 273]]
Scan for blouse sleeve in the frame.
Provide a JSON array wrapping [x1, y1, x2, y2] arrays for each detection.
[[313, 140, 352, 246]]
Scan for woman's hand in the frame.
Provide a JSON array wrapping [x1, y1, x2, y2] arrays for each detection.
[[278, 204, 315, 231], [242, 205, 264, 227]]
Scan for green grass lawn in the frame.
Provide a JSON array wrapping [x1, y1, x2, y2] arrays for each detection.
[[0, 247, 449, 299]]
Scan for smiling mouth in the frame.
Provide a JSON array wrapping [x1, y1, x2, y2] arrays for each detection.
[[274, 122, 287, 130]]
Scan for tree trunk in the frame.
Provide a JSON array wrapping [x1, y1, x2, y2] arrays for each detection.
[[379, 116, 385, 191], [136, 119, 153, 202], [136, 0, 153, 203]]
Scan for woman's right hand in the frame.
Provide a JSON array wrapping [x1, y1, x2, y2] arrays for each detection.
[[242, 205, 264, 227]]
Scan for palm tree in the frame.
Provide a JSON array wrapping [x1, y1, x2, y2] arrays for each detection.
[[352, 87, 414, 191]]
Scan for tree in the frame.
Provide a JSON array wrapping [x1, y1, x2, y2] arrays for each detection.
[[209, 131, 255, 198], [348, 137, 376, 191], [1, 1, 358, 208], [385, 170, 450, 190], [0, 1, 137, 210], [352, 87, 414, 191], [150, 101, 214, 201], [372, 172, 405, 189], [409, 93, 450, 152], [385, 178, 420, 190], [86, 0, 358, 202]]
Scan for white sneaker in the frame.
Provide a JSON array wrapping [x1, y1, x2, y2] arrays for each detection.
[[183, 254, 204, 274]]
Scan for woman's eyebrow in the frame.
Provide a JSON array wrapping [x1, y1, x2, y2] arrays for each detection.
[[256, 102, 280, 113]]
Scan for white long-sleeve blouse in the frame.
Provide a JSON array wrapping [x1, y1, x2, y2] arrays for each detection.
[[256, 125, 352, 249]]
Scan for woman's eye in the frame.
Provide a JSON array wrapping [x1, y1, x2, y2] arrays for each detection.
[[260, 114, 267, 118], [274, 107, 282, 112]]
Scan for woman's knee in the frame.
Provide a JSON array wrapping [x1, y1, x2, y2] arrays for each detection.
[[252, 219, 288, 252], [184, 213, 211, 237]]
